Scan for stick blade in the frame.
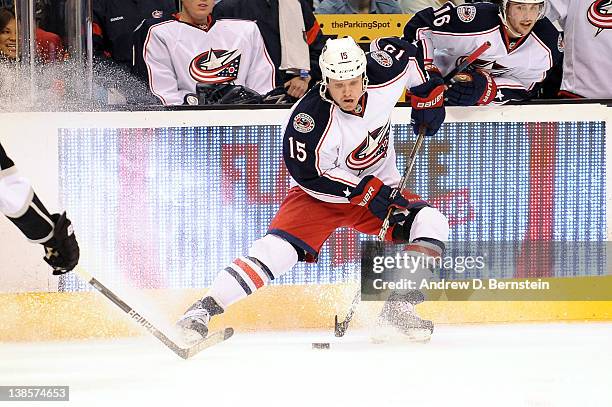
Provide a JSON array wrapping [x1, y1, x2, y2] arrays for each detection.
[[181, 327, 234, 359]]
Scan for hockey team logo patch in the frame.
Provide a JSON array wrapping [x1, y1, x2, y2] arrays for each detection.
[[587, 0, 612, 36], [346, 121, 390, 172], [457, 5, 476, 23], [293, 113, 315, 133], [190, 49, 241, 84], [152, 10, 163, 18], [370, 51, 393, 68]]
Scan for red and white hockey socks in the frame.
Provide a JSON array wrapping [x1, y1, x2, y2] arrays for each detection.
[[206, 234, 298, 310]]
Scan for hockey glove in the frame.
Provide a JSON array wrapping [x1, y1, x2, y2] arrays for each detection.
[[446, 69, 497, 106], [42, 212, 80, 275], [348, 176, 409, 222], [410, 72, 445, 137]]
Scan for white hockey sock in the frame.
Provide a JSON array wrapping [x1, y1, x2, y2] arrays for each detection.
[[207, 234, 299, 309]]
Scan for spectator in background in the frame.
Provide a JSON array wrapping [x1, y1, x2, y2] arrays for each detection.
[[400, 0, 463, 15], [34, 1, 68, 63], [316, 0, 402, 13], [546, 0, 612, 99], [0, 5, 68, 64], [213, 0, 325, 99], [93, 0, 176, 66], [134, 0, 275, 105], [0, 8, 16, 62]]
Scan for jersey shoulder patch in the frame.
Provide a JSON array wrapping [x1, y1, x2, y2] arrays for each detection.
[[286, 86, 331, 140], [431, 2, 500, 33], [367, 37, 418, 86]]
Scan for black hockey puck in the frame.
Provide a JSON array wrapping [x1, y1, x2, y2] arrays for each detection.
[[312, 342, 330, 349]]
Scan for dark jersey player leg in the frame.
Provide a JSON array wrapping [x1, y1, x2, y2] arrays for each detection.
[[0, 142, 79, 275], [177, 37, 449, 343]]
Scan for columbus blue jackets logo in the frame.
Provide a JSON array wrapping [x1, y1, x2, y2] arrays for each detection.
[[346, 121, 390, 172], [457, 5, 476, 23], [370, 51, 393, 67], [293, 113, 315, 133], [587, 0, 612, 36], [189, 49, 241, 84], [456, 57, 512, 76]]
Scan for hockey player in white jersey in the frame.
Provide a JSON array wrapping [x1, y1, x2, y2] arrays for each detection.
[[135, 0, 276, 105], [546, 0, 612, 98], [404, 0, 563, 105], [0, 142, 79, 274], [177, 36, 450, 342]]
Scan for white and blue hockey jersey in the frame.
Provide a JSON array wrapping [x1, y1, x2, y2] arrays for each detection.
[[281, 37, 429, 204], [139, 15, 276, 105], [403, 2, 563, 104], [547, 0, 612, 98]]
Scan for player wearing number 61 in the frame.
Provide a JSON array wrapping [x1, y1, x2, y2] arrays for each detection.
[[403, 0, 563, 105], [177, 36, 450, 342]]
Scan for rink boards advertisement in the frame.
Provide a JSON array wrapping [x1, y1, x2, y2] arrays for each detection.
[[0, 105, 610, 295]]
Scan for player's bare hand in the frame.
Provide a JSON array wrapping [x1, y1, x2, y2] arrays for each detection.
[[284, 76, 310, 99]]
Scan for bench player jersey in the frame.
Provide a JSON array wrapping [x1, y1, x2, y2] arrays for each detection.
[[403, 2, 563, 104], [547, 0, 612, 98], [140, 15, 276, 105], [281, 37, 429, 204]]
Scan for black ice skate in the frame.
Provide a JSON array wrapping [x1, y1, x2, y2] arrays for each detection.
[[373, 290, 433, 343], [176, 296, 224, 345]]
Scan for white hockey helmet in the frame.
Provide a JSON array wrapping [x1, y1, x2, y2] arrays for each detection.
[[318, 37, 368, 102], [499, 0, 546, 37]]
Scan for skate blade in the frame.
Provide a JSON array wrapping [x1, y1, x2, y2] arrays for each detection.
[[370, 322, 432, 344]]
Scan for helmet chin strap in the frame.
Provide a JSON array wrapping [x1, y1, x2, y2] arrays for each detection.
[[499, 12, 526, 38]]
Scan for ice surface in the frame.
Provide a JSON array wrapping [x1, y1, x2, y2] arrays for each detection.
[[1, 323, 611, 407]]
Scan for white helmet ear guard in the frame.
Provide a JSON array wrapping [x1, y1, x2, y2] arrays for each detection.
[[318, 37, 368, 103], [499, 0, 546, 37]]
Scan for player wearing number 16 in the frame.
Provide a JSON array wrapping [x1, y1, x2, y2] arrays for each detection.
[[404, 0, 563, 105], [177, 36, 449, 342]]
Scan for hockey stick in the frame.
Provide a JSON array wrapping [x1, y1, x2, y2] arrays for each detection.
[[377, 40, 492, 242], [74, 266, 233, 359], [334, 41, 492, 338]]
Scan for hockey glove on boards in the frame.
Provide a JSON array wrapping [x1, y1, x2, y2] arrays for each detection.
[[348, 176, 409, 223], [42, 212, 80, 275], [446, 69, 497, 106], [409, 72, 445, 137]]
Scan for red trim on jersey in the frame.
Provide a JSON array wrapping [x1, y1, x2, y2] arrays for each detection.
[[175, 14, 215, 31], [557, 90, 584, 98], [367, 59, 412, 89], [530, 33, 553, 80], [501, 25, 529, 54], [314, 105, 335, 176], [315, 108, 358, 188], [432, 25, 499, 37], [495, 81, 528, 89], [306, 20, 320, 45], [234, 258, 264, 288], [261, 40, 276, 90]]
